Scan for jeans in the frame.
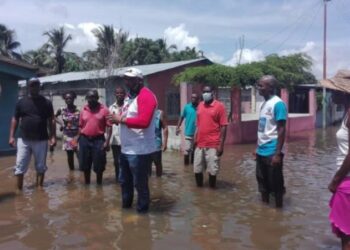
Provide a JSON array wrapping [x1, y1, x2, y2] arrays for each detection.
[[111, 145, 121, 181], [119, 153, 151, 212], [78, 135, 106, 173]]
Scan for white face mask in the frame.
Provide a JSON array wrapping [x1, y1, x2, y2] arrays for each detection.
[[202, 92, 213, 102]]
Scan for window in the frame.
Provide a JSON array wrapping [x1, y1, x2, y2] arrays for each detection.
[[166, 92, 180, 119], [217, 87, 231, 114]]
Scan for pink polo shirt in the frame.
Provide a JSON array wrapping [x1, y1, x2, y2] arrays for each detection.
[[79, 103, 111, 137]]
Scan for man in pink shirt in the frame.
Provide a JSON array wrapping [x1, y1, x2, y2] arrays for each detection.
[[109, 68, 157, 213], [79, 90, 111, 185], [194, 85, 228, 188]]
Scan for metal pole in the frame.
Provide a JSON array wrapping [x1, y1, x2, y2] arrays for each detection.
[[322, 0, 330, 128]]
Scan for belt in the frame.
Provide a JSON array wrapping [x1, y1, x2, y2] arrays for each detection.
[[81, 134, 105, 140]]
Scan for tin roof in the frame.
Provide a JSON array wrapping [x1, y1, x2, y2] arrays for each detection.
[[19, 58, 211, 86]]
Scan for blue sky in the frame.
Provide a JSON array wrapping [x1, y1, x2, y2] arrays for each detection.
[[0, 0, 349, 78]]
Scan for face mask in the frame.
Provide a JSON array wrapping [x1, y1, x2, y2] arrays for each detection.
[[88, 100, 98, 108], [202, 92, 213, 102]]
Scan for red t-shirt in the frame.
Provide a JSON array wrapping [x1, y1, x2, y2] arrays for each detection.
[[79, 103, 111, 137], [196, 100, 228, 148]]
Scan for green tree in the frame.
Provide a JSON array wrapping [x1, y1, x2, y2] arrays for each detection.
[[23, 45, 54, 69], [0, 24, 21, 58], [43, 27, 72, 73], [93, 25, 128, 68]]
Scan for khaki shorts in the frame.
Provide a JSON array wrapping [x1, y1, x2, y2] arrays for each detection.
[[184, 136, 194, 155], [193, 147, 220, 176]]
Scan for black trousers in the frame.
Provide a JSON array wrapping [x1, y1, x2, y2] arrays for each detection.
[[256, 154, 285, 194]]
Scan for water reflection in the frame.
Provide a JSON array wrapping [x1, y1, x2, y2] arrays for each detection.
[[0, 127, 343, 249]]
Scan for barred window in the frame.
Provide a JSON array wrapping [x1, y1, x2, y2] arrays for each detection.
[[166, 92, 180, 119]]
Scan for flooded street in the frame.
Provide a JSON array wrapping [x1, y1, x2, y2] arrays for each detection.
[[0, 127, 341, 250]]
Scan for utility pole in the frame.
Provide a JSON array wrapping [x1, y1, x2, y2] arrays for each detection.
[[322, 0, 331, 128]]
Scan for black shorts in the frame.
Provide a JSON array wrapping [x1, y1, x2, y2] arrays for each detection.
[[78, 135, 106, 173]]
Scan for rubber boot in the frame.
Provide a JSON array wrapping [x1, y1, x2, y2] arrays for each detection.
[[96, 172, 103, 185], [84, 170, 91, 185], [261, 192, 269, 203], [195, 173, 203, 187], [275, 192, 283, 208], [184, 155, 190, 165], [209, 174, 216, 189]]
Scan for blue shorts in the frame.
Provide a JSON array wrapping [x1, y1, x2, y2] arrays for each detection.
[[14, 138, 48, 175]]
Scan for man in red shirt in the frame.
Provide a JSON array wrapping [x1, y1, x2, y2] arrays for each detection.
[[194, 85, 228, 188], [79, 90, 111, 185]]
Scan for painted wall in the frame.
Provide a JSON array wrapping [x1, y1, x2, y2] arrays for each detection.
[[0, 74, 19, 154]]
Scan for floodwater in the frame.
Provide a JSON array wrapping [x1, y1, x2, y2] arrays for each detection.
[[0, 127, 342, 250]]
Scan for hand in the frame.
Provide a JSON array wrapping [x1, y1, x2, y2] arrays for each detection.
[[49, 137, 56, 147], [107, 114, 122, 124], [271, 154, 282, 167], [328, 180, 338, 193], [103, 141, 110, 152], [9, 137, 16, 148], [175, 127, 180, 136], [252, 151, 257, 161], [216, 146, 224, 157], [162, 144, 167, 152]]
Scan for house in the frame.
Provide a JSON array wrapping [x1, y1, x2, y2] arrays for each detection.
[[0, 56, 38, 155]]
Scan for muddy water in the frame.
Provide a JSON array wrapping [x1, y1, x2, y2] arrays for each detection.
[[0, 127, 341, 250]]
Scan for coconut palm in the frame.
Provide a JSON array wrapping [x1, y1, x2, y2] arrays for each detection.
[[0, 24, 21, 58], [43, 27, 72, 73], [92, 25, 128, 68]]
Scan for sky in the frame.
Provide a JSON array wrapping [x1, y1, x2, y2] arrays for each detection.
[[0, 0, 349, 79]]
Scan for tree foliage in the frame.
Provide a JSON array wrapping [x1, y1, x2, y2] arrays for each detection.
[[0, 24, 21, 59], [173, 53, 316, 89]]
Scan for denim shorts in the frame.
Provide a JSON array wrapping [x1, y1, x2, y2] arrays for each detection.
[[14, 138, 48, 175]]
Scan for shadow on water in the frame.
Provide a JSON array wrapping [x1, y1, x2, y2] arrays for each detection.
[[0, 192, 16, 203]]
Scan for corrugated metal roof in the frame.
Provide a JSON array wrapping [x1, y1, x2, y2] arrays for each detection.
[[19, 58, 210, 86]]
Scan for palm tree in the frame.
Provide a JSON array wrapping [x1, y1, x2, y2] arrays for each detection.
[[0, 24, 21, 58], [43, 27, 72, 73], [92, 25, 128, 68], [23, 45, 54, 69]]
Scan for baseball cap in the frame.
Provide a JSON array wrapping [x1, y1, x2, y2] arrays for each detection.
[[123, 68, 143, 79]]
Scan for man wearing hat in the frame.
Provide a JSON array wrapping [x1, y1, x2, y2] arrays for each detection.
[[9, 78, 56, 191], [108, 68, 157, 213]]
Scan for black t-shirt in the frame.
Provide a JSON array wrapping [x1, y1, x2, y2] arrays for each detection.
[[15, 95, 54, 140]]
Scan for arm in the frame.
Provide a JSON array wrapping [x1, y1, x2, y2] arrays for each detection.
[[48, 114, 57, 147], [124, 91, 157, 129], [55, 109, 64, 128], [217, 125, 227, 156], [161, 111, 168, 151], [329, 109, 350, 192], [271, 120, 286, 167], [9, 117, 18, 147], [176, 116, 185, 136], [103, 126, 112, 151]]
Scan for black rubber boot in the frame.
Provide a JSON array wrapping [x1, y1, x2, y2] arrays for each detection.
[[261, 192, 269, 203], [184, 155, 190, 165], [195, 173, 203, 187], [209, 174, 216, 189], [275, 193, 283, 208]]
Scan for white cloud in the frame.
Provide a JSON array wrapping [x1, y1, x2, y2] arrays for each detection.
[[63, 22, 102, 54], [206, 52, 224, 63], [163, 24, 199, 50], [226, 48, 265, 66]]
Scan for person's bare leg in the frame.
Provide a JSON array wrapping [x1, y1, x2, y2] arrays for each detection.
[[36, 173, 45, 188], [16, 174, 24, 192], [96, 172, 103, 185], [84, 170, 91, 185]]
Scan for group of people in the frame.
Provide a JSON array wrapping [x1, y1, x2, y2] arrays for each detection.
[[8, 68, 350, 247]]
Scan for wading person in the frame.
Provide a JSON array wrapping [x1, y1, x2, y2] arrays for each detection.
[[79, 90, 111, 185], [55, 91, 80, 171], [176, 93, 199, 165], [109, 86, 126, 182], [108, 68, 157, 213], [193, 85, 228, 188], [321, 70, 350, 249], [150, 109, 168, 177], [9, 78, 56, 191], [255, 75, 287, 208]]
